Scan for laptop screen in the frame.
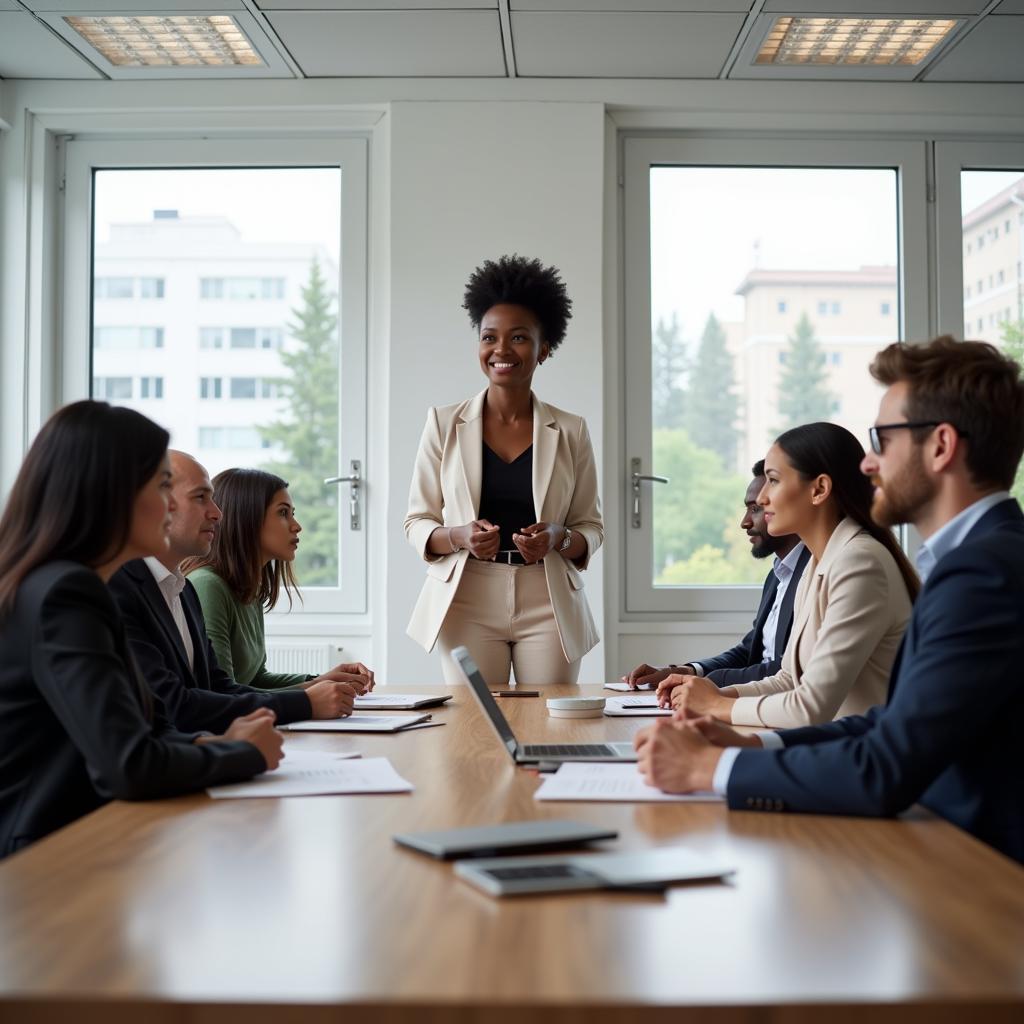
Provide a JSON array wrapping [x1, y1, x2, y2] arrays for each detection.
[[452, 646, 520, 761]]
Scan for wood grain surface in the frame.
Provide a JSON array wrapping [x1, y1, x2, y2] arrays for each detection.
[[0, 685, 1022, 1024]]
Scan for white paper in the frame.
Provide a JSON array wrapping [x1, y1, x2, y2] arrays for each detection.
[[278, 714, 430, 732], [274, 748, 361, 764], [604, 682, 654, 692], [354, 693, 447, 709], [207, 756, 414, 799], [534, 762, 722, 803], [604, 696, 671, 717]]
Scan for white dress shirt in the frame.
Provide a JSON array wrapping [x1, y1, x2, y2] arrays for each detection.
[[711, 492, 1012, 796], [144, 555, 195, 672]]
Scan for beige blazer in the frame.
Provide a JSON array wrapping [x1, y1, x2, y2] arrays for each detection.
[[405, 390, 603, 663], [729, 517, 912, 729]]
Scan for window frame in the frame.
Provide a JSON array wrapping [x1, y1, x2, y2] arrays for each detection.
[[62, 136, 369, 615], [621, 136, 930, 615]]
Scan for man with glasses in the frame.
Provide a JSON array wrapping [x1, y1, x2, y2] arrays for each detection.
[[635, 336, 1024, 864]]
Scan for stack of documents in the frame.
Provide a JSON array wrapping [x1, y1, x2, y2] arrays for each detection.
[[603, 695, 671, 717], [534, 763, 721, 803], [207, 754, 414, 799], [604, 682, 654, 692], [279, 713, 432, 732]]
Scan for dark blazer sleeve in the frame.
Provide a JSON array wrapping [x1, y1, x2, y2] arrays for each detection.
[[33, 571, 266, 800], [725, 544, 1021, 819], [697, 570, 776, 681]]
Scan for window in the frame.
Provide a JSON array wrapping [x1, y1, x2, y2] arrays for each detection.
[[93, 376, 133, 399], [881, 301, 892, 314], [200, 277, 285, 300], [229, 377, 257, 399], [198, 426, 269, 449], [199, 377, 222, 399], [94, 326, 164, 350], [139, 376, 164, 399], [199, 327, 224, 349], [260, 379, 280, 399], [978, 235, 985, 249], [200, 278, 223, 300], [259, 328, 283, 349], [94, 277, 134, 299], [624, 136, 921, 612], [999, 269, 1005, 284], [140, 277, 165, 298], [777, 300, 787, 313]]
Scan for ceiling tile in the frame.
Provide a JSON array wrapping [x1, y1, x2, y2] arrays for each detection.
[[993, 0, 1024, 12], [512, 11, 745, 77], [0, 0, 20, 10], [762, 0, 985, 11], [512, 1, 751, 10], [260, 1, 494, 7], [925, 16, 1024, 79], [265, 11, 506, 76], [0, 12, 103, 78]]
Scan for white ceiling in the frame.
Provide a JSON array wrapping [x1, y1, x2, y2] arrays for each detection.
[[2, 0, 1023, 82]]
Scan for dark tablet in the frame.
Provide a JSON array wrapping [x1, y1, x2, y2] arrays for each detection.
[[393, 820, 618, 860]]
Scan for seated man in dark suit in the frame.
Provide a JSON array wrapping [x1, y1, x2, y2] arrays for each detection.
[[636, 337, 1024, 864], [110, 451, 372, 734], [624, 461, 809, 690]]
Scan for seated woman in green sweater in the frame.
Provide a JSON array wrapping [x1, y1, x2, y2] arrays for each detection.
[[185, 468, 373, 692]]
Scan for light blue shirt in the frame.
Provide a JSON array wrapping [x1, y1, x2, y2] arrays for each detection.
[[712, 492, 1012, 796], [759, 542, 806, 663]]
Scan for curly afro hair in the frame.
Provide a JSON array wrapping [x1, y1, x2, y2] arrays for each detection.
[[462, 255, 573, 352]]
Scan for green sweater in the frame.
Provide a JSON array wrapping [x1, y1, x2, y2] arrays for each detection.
[[188, 567, 310, 691]]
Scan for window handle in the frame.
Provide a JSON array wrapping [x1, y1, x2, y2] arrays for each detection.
[[324, 460, 361, 531], [630, 457, 669, 529]]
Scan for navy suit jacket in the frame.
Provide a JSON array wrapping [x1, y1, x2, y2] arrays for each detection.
[[109, 560, 311, 734], [700, 546, 811, 686], [728, 499, 1024, 864]]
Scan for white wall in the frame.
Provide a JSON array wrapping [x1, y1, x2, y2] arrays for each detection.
[[384, 100, 606, 683]]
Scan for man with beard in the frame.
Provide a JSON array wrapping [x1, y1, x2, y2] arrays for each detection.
[[634, 336, 1024, 864], [624, 462, 808, 690]]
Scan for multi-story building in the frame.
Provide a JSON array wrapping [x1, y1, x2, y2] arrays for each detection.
[[733, 265, 898, 471], [961, 176, 1024, 342], [92, 210, 336, 476]]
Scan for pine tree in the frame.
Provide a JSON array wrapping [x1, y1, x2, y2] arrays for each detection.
[[651, 314, 686, 430], [775, 312, 836, 433], [683, 313, 741, 470], [260, 260, 339, 586]]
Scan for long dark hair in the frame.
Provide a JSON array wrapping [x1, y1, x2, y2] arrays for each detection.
[[183, 468, 299, 610], [0, 400, 169, 618], [775, 422, 920, 602]]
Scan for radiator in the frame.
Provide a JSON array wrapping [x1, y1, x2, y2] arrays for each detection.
[[265, 642, 343, 677]]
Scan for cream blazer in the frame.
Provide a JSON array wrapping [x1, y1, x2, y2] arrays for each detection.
[[404, 390, 603, 663], [729, 517, 912, 729]]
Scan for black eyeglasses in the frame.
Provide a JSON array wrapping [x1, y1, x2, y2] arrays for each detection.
[[868, 421, 968, 454]]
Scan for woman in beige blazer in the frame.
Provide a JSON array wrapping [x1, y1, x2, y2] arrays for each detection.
[[405, 256, 603, 686], [659, 422, 919, 728]]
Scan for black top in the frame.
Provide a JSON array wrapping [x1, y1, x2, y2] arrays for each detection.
[[478, 443, 535, 552], [109, 559, 312, 734], [0, 561, 266, 859]]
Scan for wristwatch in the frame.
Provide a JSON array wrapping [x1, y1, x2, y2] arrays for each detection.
[[559, 527, 573, 552]]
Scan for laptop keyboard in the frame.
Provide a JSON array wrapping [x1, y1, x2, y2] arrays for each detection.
[[522, 744, 617, 757]]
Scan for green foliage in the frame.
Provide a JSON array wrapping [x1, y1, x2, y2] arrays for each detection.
[[259, 260, 339, 586], [775, 312, 836, 434], [651, 428, 763, 586], [1000, 318, 1024, 506], [652, 314, 686, 430], [683, 313, 741, 471]]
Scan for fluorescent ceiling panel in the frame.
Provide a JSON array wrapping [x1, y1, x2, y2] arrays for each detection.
[[756, 17, 958, 66], [762, 0, 984, 11], [64, 14, 262, 66]]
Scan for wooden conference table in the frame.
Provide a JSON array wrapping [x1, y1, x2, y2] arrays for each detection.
[[0, 685, 1022, 1024]]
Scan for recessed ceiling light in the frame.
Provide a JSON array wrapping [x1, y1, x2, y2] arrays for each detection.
[[64, 15, 264, 68], [756, 17, 958, 67]]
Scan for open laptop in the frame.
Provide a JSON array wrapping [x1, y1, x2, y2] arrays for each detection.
[[452, 646, 637, 764]]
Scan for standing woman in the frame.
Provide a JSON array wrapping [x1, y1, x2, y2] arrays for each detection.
[[185, 468, 373, 693], [405, 255, 603, 685], [0, 402, 279, 859], [658, 422, 919, 728]]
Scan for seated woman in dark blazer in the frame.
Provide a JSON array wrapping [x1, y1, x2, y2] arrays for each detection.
[[0, 401, 281, 859]]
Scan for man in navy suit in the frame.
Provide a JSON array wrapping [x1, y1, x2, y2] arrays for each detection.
[[110, 452, 372, 734], [624, 461, 809, 690], [636, 337, 1024, 864]]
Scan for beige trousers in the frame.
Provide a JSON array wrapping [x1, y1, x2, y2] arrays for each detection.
[[436, 559, 581, 686]]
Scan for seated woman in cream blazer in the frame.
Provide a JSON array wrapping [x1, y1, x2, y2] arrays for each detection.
[[405, 255, 603, 685], [659, 422, 919, 729]]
